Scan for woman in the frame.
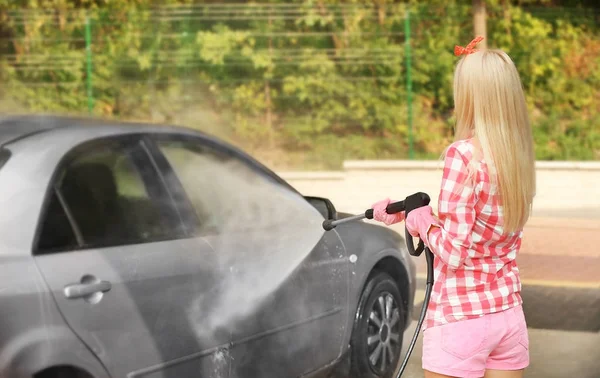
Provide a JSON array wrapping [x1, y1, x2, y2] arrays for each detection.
[[372, 36, 536, 378]]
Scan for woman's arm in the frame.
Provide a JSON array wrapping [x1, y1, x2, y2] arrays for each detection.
[[426, 142, 478, 271]]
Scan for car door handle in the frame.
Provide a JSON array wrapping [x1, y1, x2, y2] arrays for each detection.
[[64, 280, 112, 299]]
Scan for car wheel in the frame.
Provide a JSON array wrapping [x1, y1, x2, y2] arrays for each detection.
[[350, 272, 404, 378]]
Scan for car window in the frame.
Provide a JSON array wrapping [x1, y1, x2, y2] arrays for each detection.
[[36, 191, 79, 253], [0, 148, 10, 170], [155, 139, 304, 235], [36, 139, 185, 254]]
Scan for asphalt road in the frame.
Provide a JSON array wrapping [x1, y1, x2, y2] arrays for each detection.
[[397, 320, 600, 378], [396, 207, 600, 378], [412, 282, 600, 332], [362, 211, 600, 377]]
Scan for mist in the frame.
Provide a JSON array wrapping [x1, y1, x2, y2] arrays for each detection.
[[163, 145, 327, 339]]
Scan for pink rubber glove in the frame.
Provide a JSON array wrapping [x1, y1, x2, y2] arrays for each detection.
[[405, 206, 439, 247], [372, 198, 405, 226]]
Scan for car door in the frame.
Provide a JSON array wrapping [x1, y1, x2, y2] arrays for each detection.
[[147, 134, 350, 378], [33, 135, 232, 378]]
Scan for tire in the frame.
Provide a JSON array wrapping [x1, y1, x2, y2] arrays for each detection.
[[349, 272, 405, 378]]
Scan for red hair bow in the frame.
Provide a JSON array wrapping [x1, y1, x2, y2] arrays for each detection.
[[454, 36, 484, 56]]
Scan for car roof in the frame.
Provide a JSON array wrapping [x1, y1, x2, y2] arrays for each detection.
[[0, 114, 198, 146], [0, 114, 298, 193]]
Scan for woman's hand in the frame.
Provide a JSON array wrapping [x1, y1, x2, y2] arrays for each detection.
[[372, 198, 405, 225], [405, 205, 439, 247]]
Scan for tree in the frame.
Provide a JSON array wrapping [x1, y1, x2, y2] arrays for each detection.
[[473, 0, 488, 48]]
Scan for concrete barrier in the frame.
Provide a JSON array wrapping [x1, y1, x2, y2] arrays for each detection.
[[278, 160, 600, 216]]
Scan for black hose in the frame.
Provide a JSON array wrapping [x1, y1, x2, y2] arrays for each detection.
[[395, 247, 434, 377], [321, 192, 435, 377]]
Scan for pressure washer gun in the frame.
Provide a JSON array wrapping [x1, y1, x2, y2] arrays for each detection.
[[322, 192, 435, 378]]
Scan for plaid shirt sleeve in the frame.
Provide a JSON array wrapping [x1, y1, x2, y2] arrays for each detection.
[[427, 142, 477, 271]]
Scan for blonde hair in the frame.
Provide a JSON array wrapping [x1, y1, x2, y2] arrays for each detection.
[[452, 49, 536, 233]]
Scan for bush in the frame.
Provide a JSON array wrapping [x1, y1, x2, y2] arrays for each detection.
[[0, 0, 598, 168]]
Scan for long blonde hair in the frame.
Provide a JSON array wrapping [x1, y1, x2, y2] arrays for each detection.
[[452, 49, 536, 233]]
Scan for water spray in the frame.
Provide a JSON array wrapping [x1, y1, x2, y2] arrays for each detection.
[[322, 192, 435, 378]]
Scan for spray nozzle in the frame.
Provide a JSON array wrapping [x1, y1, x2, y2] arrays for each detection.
[[321, 192, 431, 257]]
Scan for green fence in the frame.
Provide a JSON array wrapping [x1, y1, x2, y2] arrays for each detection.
[[0, 3, 598, 166], [0, 3, 457, 162]]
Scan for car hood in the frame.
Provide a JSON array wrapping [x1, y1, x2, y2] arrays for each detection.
[[332, 213, 406, 252], [336, 212, 354, 219]]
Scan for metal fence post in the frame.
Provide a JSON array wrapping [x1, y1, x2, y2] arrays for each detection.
[[85, 14, 94, 115], [405, 7, 414, 160]]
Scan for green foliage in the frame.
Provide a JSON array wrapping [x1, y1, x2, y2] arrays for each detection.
[[0, 0, 598, 168]]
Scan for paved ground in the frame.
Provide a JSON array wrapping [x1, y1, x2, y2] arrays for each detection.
[[397, 321, 600, 378], [347, 210, 600, 377], [410, 282, 600, 332], [402, 216, 600, 332], [395, 216, 600, 284], [388, 213, 600, 377]]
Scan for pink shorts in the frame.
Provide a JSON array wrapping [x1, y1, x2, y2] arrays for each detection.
[[422, 305, 529, 378]]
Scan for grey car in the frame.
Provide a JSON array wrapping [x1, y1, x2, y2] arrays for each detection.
[[0, 115, 417, 378]]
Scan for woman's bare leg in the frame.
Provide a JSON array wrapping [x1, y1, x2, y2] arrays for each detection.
[[483, 368, 524, 378], [424, 369, 459, 378], [423, 368, 524, 378]]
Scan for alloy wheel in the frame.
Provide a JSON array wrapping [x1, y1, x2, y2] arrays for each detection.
[[366, 292, 402, 375]]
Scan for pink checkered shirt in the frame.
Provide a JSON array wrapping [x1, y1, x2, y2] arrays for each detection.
[[424, 139, 524, 330]]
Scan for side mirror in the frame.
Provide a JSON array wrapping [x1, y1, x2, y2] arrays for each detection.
[[304, 196, 338, 220]]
